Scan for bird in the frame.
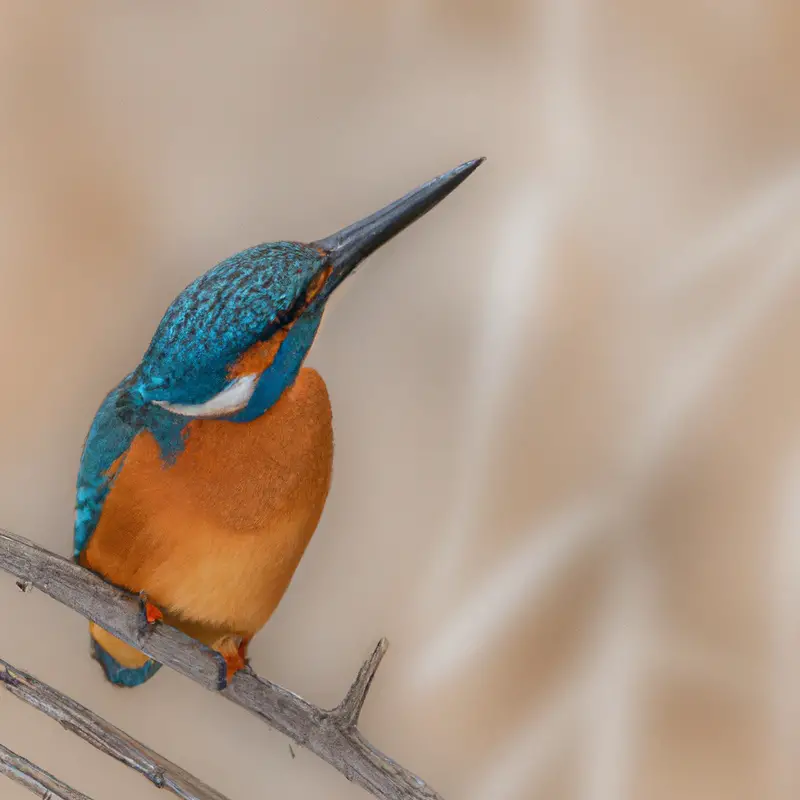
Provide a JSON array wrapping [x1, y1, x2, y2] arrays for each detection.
[[73, 157, 484, 687]]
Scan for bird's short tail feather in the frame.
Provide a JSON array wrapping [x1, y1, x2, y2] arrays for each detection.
[[90, 636, 162, 688]]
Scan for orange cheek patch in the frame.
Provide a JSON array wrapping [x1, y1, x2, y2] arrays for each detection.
[[228, 330, 289, 379], [306, 266, 332, 303]]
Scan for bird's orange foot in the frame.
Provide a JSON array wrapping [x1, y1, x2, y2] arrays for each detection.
[[138, 593, 163, 629], [213, 635, 248, 685], [224, 651, 245, 683], [145, 603, 163, 624]]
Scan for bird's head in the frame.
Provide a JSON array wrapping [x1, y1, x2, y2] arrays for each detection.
[[122, 158, 483, 442]]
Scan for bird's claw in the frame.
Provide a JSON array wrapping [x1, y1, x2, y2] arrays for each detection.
[[213, 635, 250, 685], [138, 592, 163, 632], [224, 651, 246, 683]]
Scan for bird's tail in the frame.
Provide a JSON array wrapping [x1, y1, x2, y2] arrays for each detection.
[[89, 622, 161, 688]]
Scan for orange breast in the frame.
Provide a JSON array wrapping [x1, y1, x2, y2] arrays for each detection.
[[83, 367, 333, 639]]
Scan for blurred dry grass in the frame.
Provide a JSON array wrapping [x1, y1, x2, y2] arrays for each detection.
[[2, 2, 800, 799]]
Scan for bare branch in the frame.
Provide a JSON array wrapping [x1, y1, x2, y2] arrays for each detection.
[[0, 742, 92, 800], [0, 659, 229, 800], [0, 529, 442, 800]]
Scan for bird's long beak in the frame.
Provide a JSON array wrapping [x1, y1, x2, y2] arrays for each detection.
[[310, 157, 484, 299]]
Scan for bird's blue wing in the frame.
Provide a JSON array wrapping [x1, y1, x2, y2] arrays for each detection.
[[73, 376, 139, 559]]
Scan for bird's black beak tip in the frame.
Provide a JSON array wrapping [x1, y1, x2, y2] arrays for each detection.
[[312, 156, 485, 290], [462, 156, 487, 171]]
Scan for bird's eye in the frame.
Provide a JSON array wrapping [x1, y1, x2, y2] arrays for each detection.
[[271, 267, 332, 330], [151, 374, 259, 418], [273, 288, 309, 330]]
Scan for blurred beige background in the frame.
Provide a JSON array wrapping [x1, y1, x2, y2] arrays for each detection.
[[2, 2, 800, 799]]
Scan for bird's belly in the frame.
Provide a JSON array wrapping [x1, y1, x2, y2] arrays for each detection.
[[143, 502, 323, 635], [83, 368, 333, 637]]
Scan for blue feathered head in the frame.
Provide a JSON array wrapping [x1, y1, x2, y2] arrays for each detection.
[[124, 158, 484, 428]]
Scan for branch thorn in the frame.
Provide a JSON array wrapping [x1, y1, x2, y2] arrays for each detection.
[[332, 638, 389, 729]]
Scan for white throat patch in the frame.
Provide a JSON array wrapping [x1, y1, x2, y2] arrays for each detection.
[[152, 373, 259, 418]]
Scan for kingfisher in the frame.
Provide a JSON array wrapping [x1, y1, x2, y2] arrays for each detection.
[[73, 158, 483, 687]]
